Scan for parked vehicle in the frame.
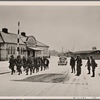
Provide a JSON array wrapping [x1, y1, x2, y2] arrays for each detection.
[[58, 56, 67, 66]]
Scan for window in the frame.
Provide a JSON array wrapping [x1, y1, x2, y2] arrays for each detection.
[[11, 47, 12, 54], [13, 47, 15, 54], [19, 47, 20, 54], [21, 48, 23, 54], [8, 47, 10, 54]]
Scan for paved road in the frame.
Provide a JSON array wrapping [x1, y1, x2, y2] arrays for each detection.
[[0, 56, 100, 98]]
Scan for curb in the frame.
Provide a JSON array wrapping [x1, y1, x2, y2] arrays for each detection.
[[0, 71, 10, 75]]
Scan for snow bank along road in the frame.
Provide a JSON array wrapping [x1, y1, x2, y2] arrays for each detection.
[[0, 56, 100, 97]]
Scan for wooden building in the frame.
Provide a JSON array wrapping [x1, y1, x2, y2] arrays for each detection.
[[73, 50, 100, 60], [0, 28, 49, 60]]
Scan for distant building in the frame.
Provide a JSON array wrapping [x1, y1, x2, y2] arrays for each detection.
[[66, 51, 74, 57], [0, 28, 49, 60], [49, 50, 59, 56], [73, 50, 100, 60]]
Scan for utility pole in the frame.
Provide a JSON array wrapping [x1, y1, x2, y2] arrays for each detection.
[[17, 22, 20, 56]]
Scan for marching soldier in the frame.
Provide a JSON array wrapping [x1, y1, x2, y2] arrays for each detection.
[[9, 55, 15, 75], [36, 57, 40, 73], [26, 56, 33, 75], [16, 55, 22, 75], [40, 57, 45, 71], [22, 56, 27, 71], [33, 57, 37, 73]]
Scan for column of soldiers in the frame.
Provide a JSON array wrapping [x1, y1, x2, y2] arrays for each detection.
[[70, 55, 97, 77], [9, 55, 49, 75]]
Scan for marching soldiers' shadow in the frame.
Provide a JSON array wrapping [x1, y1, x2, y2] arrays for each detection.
[[13, 73, 68, 83]]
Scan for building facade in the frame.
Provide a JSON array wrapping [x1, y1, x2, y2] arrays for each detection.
[[0, 28, 49, 60], [66, 50, 100, 60]]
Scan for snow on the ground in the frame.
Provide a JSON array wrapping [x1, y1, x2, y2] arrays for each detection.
[[0, 56, 100, 97], [0, 61, 9, 73]]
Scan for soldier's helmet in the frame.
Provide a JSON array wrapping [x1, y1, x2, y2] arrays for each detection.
[[10, 55, 14, 58], [90, 56, 93, 59]]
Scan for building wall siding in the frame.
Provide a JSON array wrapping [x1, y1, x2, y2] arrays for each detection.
[[74, 53, 100, 60], [0, 44, 7, 60]]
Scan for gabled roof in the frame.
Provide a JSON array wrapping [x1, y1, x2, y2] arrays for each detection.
[[74, 50, 100, 54], [0, 31, 25, 44], [36, 41, 49, 47], [0, 31, 49, 47]]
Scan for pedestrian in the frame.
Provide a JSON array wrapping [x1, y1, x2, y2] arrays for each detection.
[[9, 55, 15, 75], [16, 55, 22, 75], [90, 56, 97, 77], [26, 56, 33, 75], [85, 57, 91, 74], [70, 56, 75, 73], [22, 56, 27, 71], [75, 56, 82, 76]]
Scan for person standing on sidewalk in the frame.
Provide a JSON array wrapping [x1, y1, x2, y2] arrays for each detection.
[[75, 56, 82, 76], [85, 57, 91, 74], [9, 55, 15, 75], [70, 56, 75, 73], [90, 56, 97, 77]]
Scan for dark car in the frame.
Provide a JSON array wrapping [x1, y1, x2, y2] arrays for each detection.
[[58, 56, 67, 66]]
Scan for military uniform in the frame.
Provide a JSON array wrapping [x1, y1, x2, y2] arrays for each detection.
[[41, 57, 45, 71], [44, 57, 49, 69], [32, 57, 36, 73], [26, 56, 33, 75], [9, 55, 15, 75], [16, 55, 22, 75], [36, 57, 41, 72], [90, 56, 97, 77], [22, 56, 27, 71], [76, 56, 82, 76], [86, 57, 91, 74], [70, 56, 75, 73]]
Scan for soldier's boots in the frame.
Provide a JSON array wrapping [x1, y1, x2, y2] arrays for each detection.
[[18, 72, 20, 75], [26, 71, 28, 75], [30, 72, 32, 75], [91, 71, 95, 77]]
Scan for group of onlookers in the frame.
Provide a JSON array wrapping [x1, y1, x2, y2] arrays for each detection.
[[70, 56, 97, 77], [9, 55, 49, 75]]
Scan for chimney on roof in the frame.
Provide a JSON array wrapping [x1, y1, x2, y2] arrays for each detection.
[[2, 28, 8, 33], [21, 32, 26, 37]]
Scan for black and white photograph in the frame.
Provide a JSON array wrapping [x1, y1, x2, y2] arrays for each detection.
[[0, 2, 100, 99]]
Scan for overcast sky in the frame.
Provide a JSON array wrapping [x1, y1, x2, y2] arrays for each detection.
[[0, 5, 100, 52]]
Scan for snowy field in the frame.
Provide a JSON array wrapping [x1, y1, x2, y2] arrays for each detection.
[[0, 56, 100, 98]]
